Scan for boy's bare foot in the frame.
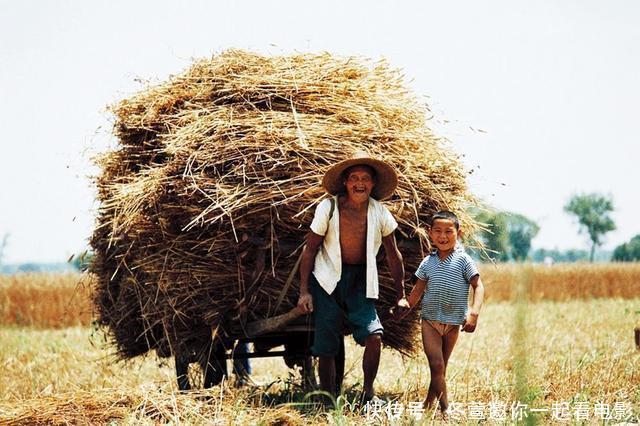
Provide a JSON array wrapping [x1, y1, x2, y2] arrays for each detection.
[[422, 396, 435, 410]]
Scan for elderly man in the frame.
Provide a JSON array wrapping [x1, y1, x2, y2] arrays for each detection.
[[298, 152, 408, 402]]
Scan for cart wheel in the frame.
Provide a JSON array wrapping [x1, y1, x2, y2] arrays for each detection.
[[202, 342, 228, 388], [298, 356, 313, 391], [175, 342, 227, 390], [175, 352, 192, 391], [283, 336, 317, 391]]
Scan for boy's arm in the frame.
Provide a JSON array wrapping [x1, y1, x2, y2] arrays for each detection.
[[462, 274, 484, 332], [407, 278, 427, 308]]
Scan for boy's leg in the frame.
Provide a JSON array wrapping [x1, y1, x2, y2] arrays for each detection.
[[442, 325, 460, 369], [422, 321, 459, 411], [422, 322, 445, 410], [439, 326, 460, 410]]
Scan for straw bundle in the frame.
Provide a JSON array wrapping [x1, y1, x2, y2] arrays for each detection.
[[91, 49, 477, 360]]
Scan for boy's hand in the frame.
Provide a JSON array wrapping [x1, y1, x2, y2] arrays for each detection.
[[297, 292, 313, 314], [461, 312, 479, 333]]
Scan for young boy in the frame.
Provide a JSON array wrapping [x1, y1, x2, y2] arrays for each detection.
[[404, 211, 485, 413]]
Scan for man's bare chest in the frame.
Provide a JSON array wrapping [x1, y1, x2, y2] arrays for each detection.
[[339, 210, 368, 239]]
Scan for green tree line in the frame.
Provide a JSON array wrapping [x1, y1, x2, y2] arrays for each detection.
[[472, 192, 636, 263]]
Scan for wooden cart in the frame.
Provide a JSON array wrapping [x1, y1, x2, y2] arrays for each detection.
[[174, 307, 345, 392]]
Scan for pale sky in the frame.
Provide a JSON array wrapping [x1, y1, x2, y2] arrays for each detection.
[[0, 1, 638, 263]]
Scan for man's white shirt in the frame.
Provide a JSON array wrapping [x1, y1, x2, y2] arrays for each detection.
[[309, 195, 397, 299]]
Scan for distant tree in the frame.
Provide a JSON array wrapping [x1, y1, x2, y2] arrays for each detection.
[[532, 248, 603, 263], [563, 249, 589, 262], [474, 210, 539, 262], [532, 247, 605, 263], [17, 263, 42, 273], [612, 244, 629, 261], [564, 193, 615, 262], [506, 214, 540, 261], [612, 235, 640, 261], [479, 209, 609, 263], [71, 251, 94, 271], [532, 248, 553, 263], [474, 210, 510, 261]]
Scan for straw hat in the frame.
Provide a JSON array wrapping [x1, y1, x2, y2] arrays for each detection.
[[322, 151, 398, 200]]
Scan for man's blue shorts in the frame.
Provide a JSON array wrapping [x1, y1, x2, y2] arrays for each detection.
[[310, 264, 384, 357]]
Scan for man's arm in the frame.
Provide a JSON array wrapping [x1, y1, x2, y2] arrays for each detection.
[[462, 274, 485, 332], [297, 231, 324, 314], [382, 232, 405, 303]]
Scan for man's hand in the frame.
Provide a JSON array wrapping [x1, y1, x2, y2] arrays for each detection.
[[392, 297, 411, 319], [297, 292, 313, 314], [461, 312, 479, 333]]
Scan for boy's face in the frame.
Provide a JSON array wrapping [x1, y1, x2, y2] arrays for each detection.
[[343, 165, 375, 202], [428, 219, 461, 252]]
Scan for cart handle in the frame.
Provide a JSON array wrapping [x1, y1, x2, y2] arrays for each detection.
[[245, 306, 304, 337]]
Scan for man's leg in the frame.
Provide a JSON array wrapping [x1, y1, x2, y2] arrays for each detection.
[[335, 337, 345, 395], [342, 265, 384, 401], [362, 333, 382, 399], [318, 356, 336, 396], [310, 274, 342, 399]]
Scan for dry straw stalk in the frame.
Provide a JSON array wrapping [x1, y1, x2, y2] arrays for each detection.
[[91, 49, 478, 359]]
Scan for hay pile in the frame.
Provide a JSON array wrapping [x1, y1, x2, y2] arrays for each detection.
[[91, 49, 477, 360]]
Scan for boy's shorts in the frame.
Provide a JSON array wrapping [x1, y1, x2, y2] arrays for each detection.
[[310, 264, 384, 357], [422, 319, 459, 337]]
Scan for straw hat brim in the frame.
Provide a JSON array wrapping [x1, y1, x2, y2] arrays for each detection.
[[322, 156, 398, 200]]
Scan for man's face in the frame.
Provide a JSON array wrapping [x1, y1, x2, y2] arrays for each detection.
[[428, 219, 460, 252], [343, 165, 375, 202]]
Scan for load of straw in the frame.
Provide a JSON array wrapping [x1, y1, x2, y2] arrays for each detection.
[[91, 49, 477, 360]]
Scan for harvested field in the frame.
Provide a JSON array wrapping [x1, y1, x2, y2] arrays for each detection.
[[480, 262, 640, 301], [1, 298, 638, 424], [2, 264, 640, 328], [0, 273, 91, 328]]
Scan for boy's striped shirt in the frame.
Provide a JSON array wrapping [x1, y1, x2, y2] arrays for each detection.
[[415, 246, 479, 325]]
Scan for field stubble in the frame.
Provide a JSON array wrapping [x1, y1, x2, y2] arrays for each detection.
[[0, 265, 639, 424]]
